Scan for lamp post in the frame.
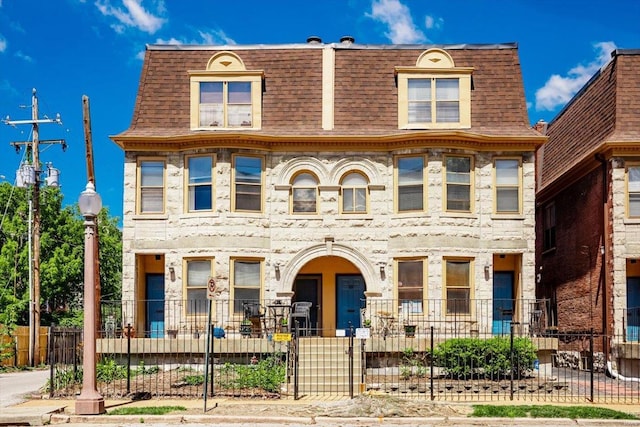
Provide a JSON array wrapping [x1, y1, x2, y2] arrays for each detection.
[[75, 181, 105, 415]]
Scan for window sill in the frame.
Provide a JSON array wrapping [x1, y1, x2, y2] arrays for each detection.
[[192, 126, 258, 131], [490, 214, 525, 220], [132, 214, 169, 221], [391, 212, 428, 219], [440, 212, 477, 219], [284, 215, 324, 220], [623, 218, 640, 225], [227, 212, 266, 219], [178, 212, 219, 220], [336, 215, 374, 220]]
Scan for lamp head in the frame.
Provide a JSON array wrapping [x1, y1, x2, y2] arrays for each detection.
[[79, 181, 102, 217]]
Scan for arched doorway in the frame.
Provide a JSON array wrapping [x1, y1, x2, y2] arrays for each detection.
[[292, 255, 366, 336]]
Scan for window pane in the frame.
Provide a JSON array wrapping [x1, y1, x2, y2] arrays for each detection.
[[446, 289, 470, 314], [141, 161, 164, 186], [355, 188, 366, 212], [398, 157, 423, 184], [234, 261, 260, 287], [187, 260, 211, 287], [186, 289, 208, 315], [189, 186, 212, 210], [293, 188, 317, 213], [235, 157, 262, 184], [408, 79, 430, 100], [189, 157, 212, 184], [435, 79, 458, 100], [141, 188, 163, 213], [228, 82, 251, 103], [630, 194, 640, 217], [399, 186, 424, 211], [446, 157, 470, 179], [496, 160, 519, 185], [497, 188, 518, 212], [446, 184, 470, 211], [398, 261, 422, 286], [343, 173, 367, 186], [228, 104, 252, 127], [293, 173, 317, 187], [408, 102, 431, 123], [233, 288, 260, 313], [236, 193, 261, 211], [435, 101, 459, 122], [343, 188, 354, 211], [200, 104, 223, 127], [446, 260, 469, 287], [200, 82, 223, 103]]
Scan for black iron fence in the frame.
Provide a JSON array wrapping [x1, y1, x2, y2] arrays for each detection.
[[46, 298, 640, 403]]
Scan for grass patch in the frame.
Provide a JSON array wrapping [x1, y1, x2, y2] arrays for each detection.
[[108, 406, 187, 416], [472, 405, 638, 420]]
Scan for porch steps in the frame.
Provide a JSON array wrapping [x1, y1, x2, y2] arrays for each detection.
[[295, 337, 363, 394]]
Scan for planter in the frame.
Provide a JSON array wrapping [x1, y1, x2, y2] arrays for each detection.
[[240, 322, 252, 337], [404, 325, 417, 338]]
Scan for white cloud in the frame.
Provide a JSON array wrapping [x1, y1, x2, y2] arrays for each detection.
[[95, 0, 166, 34], [535, 41, 617, 112], [424, 15, 443, 31], [14, 51, 33, 62], [0, 35, 6, 53], [367, 0, 425, 44]]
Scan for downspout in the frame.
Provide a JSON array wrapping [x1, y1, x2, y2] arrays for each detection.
[[595, 153, 609, 361]]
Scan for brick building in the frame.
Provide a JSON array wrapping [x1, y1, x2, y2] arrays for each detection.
[[111, 38, 544, 338], [536, 49, 640, 372]]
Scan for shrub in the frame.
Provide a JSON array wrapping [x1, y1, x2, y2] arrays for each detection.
[[433, 337, 537, 379], [97, 358, 128, 382]]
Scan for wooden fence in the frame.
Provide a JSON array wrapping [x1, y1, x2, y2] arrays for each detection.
[[0, 325, 49, 367]]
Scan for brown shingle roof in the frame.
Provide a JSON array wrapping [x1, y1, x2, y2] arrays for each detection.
[[540, 50, 640, 190], [114, 42, 538, 142]]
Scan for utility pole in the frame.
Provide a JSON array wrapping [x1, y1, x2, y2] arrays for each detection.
[[4, 88, 65, 366]]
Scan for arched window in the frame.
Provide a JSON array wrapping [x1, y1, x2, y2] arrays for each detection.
[[341, 172, 368, 213], [291, 172, 318, 213]]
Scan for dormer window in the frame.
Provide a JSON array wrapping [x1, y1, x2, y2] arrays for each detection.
[[396, 48, 472, 130], [190, 51, 263, 130]]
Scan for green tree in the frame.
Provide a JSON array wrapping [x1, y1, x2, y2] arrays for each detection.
[[0, 182, 122, 328]]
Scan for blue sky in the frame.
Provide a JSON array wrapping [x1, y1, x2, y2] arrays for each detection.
[[1, 0, 639, 225]]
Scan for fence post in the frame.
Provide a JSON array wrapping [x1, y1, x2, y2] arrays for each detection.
[[509, 322, 514, 401], [294, 320, 299, 400], [48, 326, 54, 398], [349, 323, 354, 399], [589, 328, 594, 402], [430, 326, 434, 401], [126, 324, 131, 394]]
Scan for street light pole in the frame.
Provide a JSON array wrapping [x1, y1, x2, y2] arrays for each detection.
[[75, 181, 105, 415]]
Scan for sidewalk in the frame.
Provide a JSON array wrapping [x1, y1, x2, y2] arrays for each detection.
[[2, 395, 640, 426]]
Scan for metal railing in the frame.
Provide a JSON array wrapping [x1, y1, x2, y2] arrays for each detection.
[[44, 298, 640, 403]]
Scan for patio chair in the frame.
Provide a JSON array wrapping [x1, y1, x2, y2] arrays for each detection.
[[290, 301, 312, 336], [242, 302, 266, 337]]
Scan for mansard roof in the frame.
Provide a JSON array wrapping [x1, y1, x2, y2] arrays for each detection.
[[113, 41, 541, 146]]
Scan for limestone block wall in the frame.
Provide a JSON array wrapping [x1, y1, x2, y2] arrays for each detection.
[[121, 147, 537, 309]]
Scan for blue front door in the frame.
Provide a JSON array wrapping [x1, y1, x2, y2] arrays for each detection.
[[493, 272, 514, 335], [627, 277, 640, 342], [146, 274, 165, 338], [336, 275, 365, 334]]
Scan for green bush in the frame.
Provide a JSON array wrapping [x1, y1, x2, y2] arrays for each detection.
[[433, 337, 537, 379], [97, 358, 128, 382], [218, 355, 285, 393]]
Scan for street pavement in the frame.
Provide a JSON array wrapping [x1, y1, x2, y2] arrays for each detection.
[[0, 368, 49, 407]]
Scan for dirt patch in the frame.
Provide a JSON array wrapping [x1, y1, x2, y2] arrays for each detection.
[[187, 395, 473, 418]]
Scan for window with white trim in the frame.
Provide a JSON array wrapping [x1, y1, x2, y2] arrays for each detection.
[[137, 159, 165, 214], [494, 158, 521, 214], [341, 172, 368, 214], [396, 155, 426, 212], [232, 154, 263, 212], [444, 155, 472, 212], [291, 172, 318, 214], [186, 155, 214, 212]]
